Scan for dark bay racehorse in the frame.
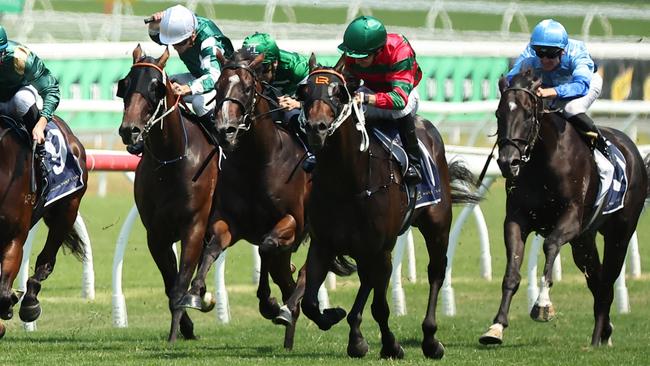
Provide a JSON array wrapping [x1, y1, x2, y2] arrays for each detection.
[[479, 70, 650, 346], [0, 114, 88, 338], [298, 56, 480, 359], [185, 49, 327, 350], [117, 45, 219, 342]]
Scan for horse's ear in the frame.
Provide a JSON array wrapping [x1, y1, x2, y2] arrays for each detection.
[[157, 47, 170, 68], [133, 44, 143, 63], [531, 76, 543, 91], [498, 76, 509, 94], [308, 53, 318, 72], [249, 53, 265, 69], [216, 49, 226, 66], [333, 54, 345, 74]]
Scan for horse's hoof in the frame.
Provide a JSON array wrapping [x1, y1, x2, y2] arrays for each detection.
[[19, 302, 41, 323], [259, 297, 281, 320], [601, 322, 614, 347], [347, 338, 369, 358], [422, 339, 445, 359], [272, 305, 293, 327], [175, 293, 202, 310], [0, 308, 13, 321], [319, 307, 346, 330], [530, 303, 556, 322], [479, 324, 504, 345], [380, 344, 405, 359], [200, 292, 216, 313]]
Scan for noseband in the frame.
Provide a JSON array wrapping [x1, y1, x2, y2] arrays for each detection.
[[496, 86, 541, 163]]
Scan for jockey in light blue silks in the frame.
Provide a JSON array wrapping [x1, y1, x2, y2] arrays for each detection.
[[507, 19, 608, 160]]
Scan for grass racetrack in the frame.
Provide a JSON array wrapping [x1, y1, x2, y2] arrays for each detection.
[[0, 173, 648, 365]]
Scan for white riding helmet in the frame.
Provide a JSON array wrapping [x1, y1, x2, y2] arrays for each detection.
[[159, 5, 197, 45]]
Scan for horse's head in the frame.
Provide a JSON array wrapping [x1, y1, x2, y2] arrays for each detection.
[[495, 69, 543, 179], [117, 44, 170, 150], [213, 49, 265, 151], [296, 54, 351, 152]]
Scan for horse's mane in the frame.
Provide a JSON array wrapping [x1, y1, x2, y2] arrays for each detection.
[[509, 69, 539, 90], [231, 47, 257, 63]]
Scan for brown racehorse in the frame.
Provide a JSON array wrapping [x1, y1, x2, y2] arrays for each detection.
[[0, 114, 88, 338], [117, 45, 219, 342], [297, 55, 480, 359], [479, 70, 650, 346], [184, 49, 338, 350]]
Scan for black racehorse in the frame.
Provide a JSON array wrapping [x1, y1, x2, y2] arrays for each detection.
[[185, 49, 334, 350], [0, 114, 88, 338], [479, 70, 650, 346], [297, 55, 480, 359], [117, 45, 219, 342]]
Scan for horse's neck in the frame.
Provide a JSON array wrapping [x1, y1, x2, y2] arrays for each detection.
[[318, 118, 367, 191], [147, 95, 186, 157], [240, 103, 279, 159]]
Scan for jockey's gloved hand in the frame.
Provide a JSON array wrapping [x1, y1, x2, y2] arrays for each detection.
[[354, 92, 370, 105]]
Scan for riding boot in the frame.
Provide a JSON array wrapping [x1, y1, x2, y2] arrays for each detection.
[[397, 114, 423, 186], [568, 113, 610, 160]]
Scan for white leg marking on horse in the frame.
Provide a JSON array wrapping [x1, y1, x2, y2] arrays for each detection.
[[536, 277, 552, 306]]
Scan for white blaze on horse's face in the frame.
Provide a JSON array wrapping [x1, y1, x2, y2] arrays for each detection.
[[221, 74, 241, 121], [508, 101, 517, 112]]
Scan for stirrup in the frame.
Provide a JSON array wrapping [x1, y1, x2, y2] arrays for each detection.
[[302, 153, 316, 173], [404, 166, 422, 185]]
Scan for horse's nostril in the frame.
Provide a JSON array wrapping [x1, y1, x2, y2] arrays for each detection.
[[318, 123, 327, 132], [226, 126, 237, 135]]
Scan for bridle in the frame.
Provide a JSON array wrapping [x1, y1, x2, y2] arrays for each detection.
[[298, 68, 368, 151], [120, 61, 188, 166], [215, 62, 284, 138], [496, 86, 542, 163]]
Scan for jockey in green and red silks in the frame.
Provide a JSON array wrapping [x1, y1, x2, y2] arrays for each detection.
[[339, 15, 424, 186]]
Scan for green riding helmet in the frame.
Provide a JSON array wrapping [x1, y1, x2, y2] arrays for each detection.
[[0, 25, 8, 51], [338, 15, 387, 58], [242, 32, 280, 64]]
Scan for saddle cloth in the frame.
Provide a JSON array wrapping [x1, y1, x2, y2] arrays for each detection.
[[42, 121, 85, 207], [371, 127, 442, 209], [594, 139, 627, 215]]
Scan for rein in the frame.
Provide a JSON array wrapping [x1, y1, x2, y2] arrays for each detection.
[[496, 86, 542, 163], [130, 62, 188, 167]]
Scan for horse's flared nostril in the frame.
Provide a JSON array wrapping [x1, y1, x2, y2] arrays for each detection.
[[317, 123, 327, 132]]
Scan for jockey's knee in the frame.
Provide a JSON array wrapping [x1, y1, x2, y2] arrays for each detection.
[[562, 103, 585, 119], [12, 89, 38, 117]]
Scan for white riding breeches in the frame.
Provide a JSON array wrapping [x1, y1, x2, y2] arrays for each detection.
[[358, 87, 420, 120], [558, 72, 603, 118], [172, 73, 216, 117], [0, 85, 42, 119]]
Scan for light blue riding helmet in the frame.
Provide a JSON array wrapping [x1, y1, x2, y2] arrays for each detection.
[[530, 19, 568, 49]]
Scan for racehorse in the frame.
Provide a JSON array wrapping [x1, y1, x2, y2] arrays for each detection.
[[479, 69, 650, 346], [0, 114, 88, 338], [184, 49, 333, 350], [297, 55, 480, 359], [117, 45, 219, 342]]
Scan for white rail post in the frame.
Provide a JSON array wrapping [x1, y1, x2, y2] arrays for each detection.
[[615, 261, 630, 314], [627, 231, 641, 278], [252, 246, 261, 285], [214, 250, 230, 324], [527, 235, 543, 311], [112, 204, 139, 328], [75, 214, 95, 300], [392, 232, 408, 316], [404, 229, 417, 283]]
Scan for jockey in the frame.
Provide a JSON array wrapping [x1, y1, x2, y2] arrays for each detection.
[[338, 15, 424, 186], [147, 5, 234, 123], [507, 19, 608, 159], [0, 25, 58, 146], [241, 32, 315, 170]]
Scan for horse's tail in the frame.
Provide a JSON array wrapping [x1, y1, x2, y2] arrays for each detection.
[[448, 159, 483, 205], [62, 221, 87, 262], [329, 255, 357, 277]]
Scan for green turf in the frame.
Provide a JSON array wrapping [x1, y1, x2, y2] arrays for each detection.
[[0, 175, 647, 365]]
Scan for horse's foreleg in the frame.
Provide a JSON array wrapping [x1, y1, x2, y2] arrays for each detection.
[[345, 259, 372, 358], [531, 209, 582, 322], [256, 251, 280, 320], [274, 264, 305, 328], [479, 218, 529, 345], [265, 250, 299, 349], [301, 241, 345, 331], [0, 239, 24, 322], [185, 220, 232, 312], [259, 214, 296, 253]]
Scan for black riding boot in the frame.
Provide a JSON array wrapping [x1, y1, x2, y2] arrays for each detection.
[[22, 104, 40, 131], [568, 113, 610, 160], [397, 114, 423, 186], [288, 114, 316, 173]]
